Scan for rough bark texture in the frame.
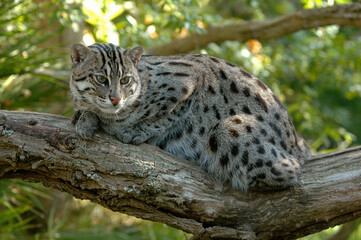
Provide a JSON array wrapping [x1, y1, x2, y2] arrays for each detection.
[[146, 3, 361, 55], [0, 110, 361, 240]]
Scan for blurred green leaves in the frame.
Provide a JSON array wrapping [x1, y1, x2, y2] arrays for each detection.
[[0, 0, 81, 112]]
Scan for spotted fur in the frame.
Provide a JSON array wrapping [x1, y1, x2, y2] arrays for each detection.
[[70, 43, 311, 192]]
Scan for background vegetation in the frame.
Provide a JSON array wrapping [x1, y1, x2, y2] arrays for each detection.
[[0, 0, 360, 239]]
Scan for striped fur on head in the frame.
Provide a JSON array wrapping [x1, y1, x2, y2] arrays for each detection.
[[70, 43, 143, 116]]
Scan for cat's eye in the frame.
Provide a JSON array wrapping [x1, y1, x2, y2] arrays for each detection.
[[96, 75, 108, 84], [120, 76, 131, 85]]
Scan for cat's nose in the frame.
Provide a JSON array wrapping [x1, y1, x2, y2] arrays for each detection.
[[110, 96, 121, 106]]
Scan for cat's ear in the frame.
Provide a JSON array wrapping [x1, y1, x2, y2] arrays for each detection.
[[127, 46, 143, 65], [71, 43, 93, 65]]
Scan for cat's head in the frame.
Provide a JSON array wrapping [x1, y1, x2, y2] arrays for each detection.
[[70, 43, 143, 115]]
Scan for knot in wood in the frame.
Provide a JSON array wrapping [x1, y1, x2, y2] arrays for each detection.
[[65, 136, 78, 150], [28, 118, 38, 125], [0, 112, 6, 126]]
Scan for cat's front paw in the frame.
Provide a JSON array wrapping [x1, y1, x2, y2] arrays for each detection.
[[74, 111, 99, 140], [116, 131, 133, 144], [131, 135, 146, 145], [115, 131, 146, 145], [75, 123, 95, 140]]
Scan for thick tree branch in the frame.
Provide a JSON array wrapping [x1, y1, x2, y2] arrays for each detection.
[[146, 3, 361, 55], [0, 110, 361, 240]]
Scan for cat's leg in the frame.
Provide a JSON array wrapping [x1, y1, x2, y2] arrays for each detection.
[[73, 111, 99, 140], [203, 116, 301, 192]]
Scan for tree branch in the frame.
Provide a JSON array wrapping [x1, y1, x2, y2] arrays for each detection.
[[0, 110, 361, 240], [146, 3, 361, 55]]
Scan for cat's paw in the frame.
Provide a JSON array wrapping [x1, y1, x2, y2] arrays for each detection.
[[116, 131, 133, 143], [74, 111, 99, 140], [75, 123, 96, 140], [131, 135, 146, 145]]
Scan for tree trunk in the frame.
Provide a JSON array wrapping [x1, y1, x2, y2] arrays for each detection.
[[0, 110, 360, 240], [146, 3, 361, 55]]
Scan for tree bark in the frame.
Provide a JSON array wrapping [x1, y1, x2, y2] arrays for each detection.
[[0, 110, 360, 240], [146, 3, 361, 55]]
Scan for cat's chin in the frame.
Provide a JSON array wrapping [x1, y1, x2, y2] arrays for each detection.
[[99, 106, 123, 114]]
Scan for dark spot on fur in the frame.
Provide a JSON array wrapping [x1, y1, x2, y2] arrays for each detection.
[[266, 161, 273, 167], [150, 61, 164, 66], [269, 122, 282, 137], [269, 137, 276, 145], [260, 128, 267, 136], [174, 72, 190, 77], [168, 61, 193, 67], [255, 159, 263, 168], [220, 155, 229, 167], [212, 105, 221, 120], [204, 105, 209, 113], [168, 87, 176, 91], [233, 117, 242, 124], [231, 144, 239, 156], [161, 105, 167, 111], [271, 148, 277, 157], [280, 140, 287, 151], [209, 134, 218, 152], [245, 125, 252, 133], [219, 69, 227, 79], [212, 123, 219, 131], [271, 167, 282, 176], [156, 72, 172, 76], [208, 85, 216, 94], [274, 113, 280, 120], [199, 127, 205, 135], [242, 150, 249, 166], [242, 106, 252, 114], [247, 164, 255, 172], [256, 173, 266, 179], [240, 69, 253, 78], [172, 129, 183, 140], [169, 97, 178, 103], [256, 79, 268, 90], [226, 61, 237, 67], [281, 162, 289, 167], [182, 87, 188, 94], [230, 81, 239, 93], [273, 94, 285, 109], [210, 57, 219, 63], [143, 110, 151, 117], [187, 124, 193, 134], [253, 138, 260, 144], [223, 95, 228, 103], [256, 115, 264, 121], [229, 128, 239, 138], [254, 93, 269, 113], [258, 146, 265, 154], [242, 87, 251, 97], [229, 109, 236, 116]]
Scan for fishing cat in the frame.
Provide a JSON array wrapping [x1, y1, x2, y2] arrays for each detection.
[[70, 42, 311, 192]]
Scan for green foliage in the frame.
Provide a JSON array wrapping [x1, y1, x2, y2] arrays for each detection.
[[1, 0, 361, 239], [0, 180, 49, 240], [0, 0, 81, 112]]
